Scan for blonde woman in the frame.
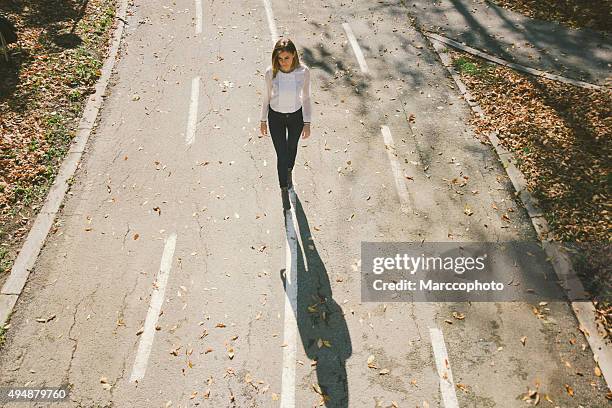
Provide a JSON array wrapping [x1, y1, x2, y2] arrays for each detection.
[[260, 37, 312, 211]]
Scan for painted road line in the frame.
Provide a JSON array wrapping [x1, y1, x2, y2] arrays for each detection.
[[380, 125, 411, 214], [280, 206, 299, 408], [430, 327, 460, 408], [185, 76, 200, 145], [262, 1, 296, 405], [195, 0, 203, 35], [130, 233, 178, 383], [342, 23, 369, 74], [263, 0, 279, 43]]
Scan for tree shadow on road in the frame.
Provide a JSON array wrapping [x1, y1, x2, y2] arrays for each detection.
[[419, 0, 610, 84], [280, 193, 352, 407]]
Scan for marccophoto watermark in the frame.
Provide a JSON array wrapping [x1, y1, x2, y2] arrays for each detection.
[[372, 279, 504, 292], [361, 242, 604, 302]]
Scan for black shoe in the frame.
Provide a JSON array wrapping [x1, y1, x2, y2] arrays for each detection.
[[287, 168, 293, 190], [281, 187, 291, 210]]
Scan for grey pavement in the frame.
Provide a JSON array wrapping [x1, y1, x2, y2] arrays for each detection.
[[0, 0, 609, 407], [409, 0, 612, 86]]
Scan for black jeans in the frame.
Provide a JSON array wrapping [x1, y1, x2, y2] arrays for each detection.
[[268, 106, 304, 188]]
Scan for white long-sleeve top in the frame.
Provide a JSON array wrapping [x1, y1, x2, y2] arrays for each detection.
[[260, 63, 312, 123]]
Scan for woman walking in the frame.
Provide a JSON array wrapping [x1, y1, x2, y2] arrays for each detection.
[[260, 37, 312, 211]]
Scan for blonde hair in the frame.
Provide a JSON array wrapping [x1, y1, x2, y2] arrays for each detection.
[[271, 37, 300, 78]]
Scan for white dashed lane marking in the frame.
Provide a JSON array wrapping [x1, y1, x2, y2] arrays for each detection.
[[185, 76, 200, 145], [263, 0, 279, 43], [430, 327, 460, 408], [380, 125, 412, 214], [280, 205, 299, 408], [129, 233, 178, 383], [342, 22, 369, 74], [195, 0, 203, 35]]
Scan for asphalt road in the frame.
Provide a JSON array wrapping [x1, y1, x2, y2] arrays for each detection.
[[0, 0, 608, 407]]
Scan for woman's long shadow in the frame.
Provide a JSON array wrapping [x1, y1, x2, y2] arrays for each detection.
[[280, 192, 352, 407]]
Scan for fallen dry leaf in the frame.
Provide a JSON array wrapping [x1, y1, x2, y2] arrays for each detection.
[[452, 312, 465, 320], [36, 314, 56, 323], [456, 383, 469, 393], [367, 355, 378, 369]]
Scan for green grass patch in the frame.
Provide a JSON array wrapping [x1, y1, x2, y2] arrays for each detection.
[[73, 48, 103, 86], [80, 4, 116, 46], [0, 308, 10, 348], [68, 89, 82, 102], [0, 246, 11, 276], [43, 112, 72, 164], [12, 182, 50, 207], [0, 323, 7, 348], [453, 56, 493, 76]]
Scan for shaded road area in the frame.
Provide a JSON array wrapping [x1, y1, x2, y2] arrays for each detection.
[[410, 0, 611, 85]]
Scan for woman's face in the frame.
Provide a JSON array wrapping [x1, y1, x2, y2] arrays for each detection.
[[277, 51, 294, 72]]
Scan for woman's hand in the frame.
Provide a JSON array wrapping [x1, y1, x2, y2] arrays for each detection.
[[301, 123, 311, 139], [260, 121, 268, 136]]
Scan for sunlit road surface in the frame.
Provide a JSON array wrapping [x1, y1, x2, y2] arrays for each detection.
[[0, 1, 608, 407]]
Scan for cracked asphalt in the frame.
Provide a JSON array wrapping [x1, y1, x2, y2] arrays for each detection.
[[0, 0, 608, 407]]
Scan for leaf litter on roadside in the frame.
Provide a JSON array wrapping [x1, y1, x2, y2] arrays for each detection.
[[450, 49, 612, 339]]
